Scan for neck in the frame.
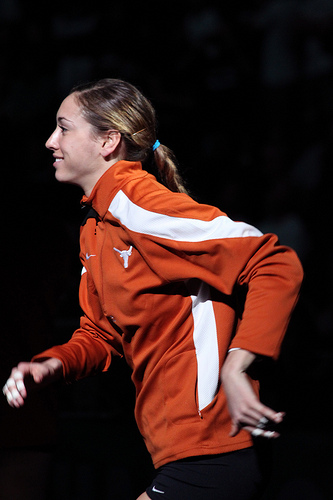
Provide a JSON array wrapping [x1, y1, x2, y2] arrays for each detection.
[[83, 158, 122, 197]]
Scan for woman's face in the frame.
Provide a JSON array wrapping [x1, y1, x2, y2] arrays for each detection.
[[46, 93, 109, 196]]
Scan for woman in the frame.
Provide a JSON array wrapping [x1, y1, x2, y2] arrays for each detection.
[[3, 79, 303, 499]]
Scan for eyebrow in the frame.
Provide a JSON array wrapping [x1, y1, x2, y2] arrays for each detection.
[[57, 116, 74, 124]]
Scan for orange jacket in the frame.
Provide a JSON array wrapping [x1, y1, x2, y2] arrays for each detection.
[[35, 161, 303, 468]]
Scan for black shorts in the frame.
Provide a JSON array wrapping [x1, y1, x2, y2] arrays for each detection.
[[146, 448, 263, 500]]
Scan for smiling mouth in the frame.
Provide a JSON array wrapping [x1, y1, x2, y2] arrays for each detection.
[[53, 157, 64, 166]]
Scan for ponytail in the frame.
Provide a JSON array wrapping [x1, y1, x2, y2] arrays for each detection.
[[153, 144, 188, 194]]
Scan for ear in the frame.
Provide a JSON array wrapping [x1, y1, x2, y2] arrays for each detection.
[[100, 131, 122, 158]]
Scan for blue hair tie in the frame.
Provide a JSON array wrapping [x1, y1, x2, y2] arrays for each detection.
[[152, 140, 160, 151]]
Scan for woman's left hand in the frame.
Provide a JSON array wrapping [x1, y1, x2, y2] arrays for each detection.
[[221, 349, 285, 439]]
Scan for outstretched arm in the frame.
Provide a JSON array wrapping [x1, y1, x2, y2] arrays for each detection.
[[221, 349, 284, 439], [2, 358, 63, 408]]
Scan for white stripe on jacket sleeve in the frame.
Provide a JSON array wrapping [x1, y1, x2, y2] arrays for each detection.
[[109, 190, 262, 242]]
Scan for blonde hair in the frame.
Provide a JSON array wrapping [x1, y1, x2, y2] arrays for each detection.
[[71, 79, 188, 194]]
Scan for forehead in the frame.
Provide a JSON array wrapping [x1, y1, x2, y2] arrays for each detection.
[[56, 93, 83, 122]]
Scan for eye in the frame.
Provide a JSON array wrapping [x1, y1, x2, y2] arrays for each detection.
[[59, 125, 68, 134]]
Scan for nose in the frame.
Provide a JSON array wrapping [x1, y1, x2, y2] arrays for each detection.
[[45, 129, 58, 151]]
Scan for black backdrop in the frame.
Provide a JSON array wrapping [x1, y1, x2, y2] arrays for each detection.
[[1, 1, 332, 498]]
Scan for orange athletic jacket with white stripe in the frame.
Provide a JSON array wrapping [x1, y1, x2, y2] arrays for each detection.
[[35, 160, 303, 468]]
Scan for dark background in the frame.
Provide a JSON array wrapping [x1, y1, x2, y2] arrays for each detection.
[[0, 1, 332, 499]]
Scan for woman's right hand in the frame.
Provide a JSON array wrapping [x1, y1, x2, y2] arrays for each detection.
[[2, 358, 63, 408]]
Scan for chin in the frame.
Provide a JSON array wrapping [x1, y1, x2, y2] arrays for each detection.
[[54, 172, 82, 191], [54, 168, 71, 182]]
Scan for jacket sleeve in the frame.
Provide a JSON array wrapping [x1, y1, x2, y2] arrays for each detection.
[[228, 233, 303, 358], [112, 187, 303, 360], [32, 267, 123, 381]]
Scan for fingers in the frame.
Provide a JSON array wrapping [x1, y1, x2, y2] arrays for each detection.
[[2, 370, 26, 408], [231, 423, 280, 439], [251, 428, 277, 439], [236, 397, 285, 427], [251, 413, 284, 439], [229, 421, 240, 438], [2, 359, 63, 409], [231, 411, 285, 439], [239, 402, 284, 427]]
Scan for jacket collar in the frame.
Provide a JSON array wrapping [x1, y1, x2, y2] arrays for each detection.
[[81, 160, 144, 219]]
